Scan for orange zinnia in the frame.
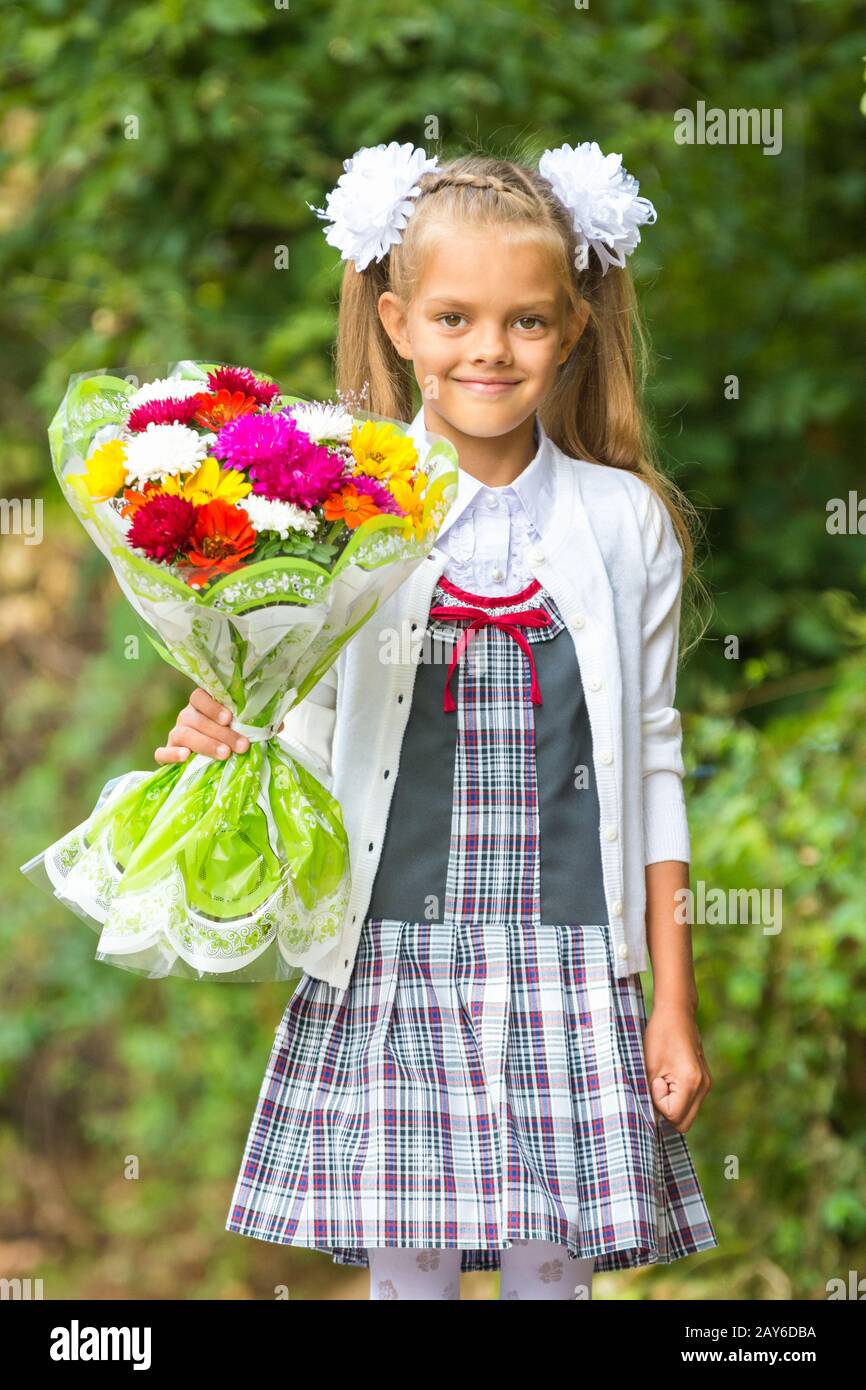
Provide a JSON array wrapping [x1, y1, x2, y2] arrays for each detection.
[[323, 483, 382, 530], [185, 497, 257, 587], [120, 480, 165, 518], [192, 389, 258, 430]]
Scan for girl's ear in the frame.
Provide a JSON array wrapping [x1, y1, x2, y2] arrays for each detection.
[[378, 291, 413, 361], [559, 297, 591, 365]]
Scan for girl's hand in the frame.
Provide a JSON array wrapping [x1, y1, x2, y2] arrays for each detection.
[[642, 1002, 713, 1134], [154, 688, 276, 764]]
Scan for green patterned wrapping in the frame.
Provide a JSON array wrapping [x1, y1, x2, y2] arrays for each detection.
[[19, 362, 458, 982]]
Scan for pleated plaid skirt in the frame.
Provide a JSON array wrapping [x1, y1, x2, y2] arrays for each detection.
[[225, 578, 718, 1273]]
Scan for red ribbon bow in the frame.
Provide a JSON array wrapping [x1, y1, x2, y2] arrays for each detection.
[[427, 602, 552, 712]]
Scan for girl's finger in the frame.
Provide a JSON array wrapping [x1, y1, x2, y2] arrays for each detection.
[[154, 744, 190, 764], [189, 687, 233, 724], [676, 1070, 713, 1132], [177, 705, 249, 752], [167, 725, 233, 760]]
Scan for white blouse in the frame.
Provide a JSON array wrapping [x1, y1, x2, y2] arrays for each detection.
[[434, 420, 550, 596]]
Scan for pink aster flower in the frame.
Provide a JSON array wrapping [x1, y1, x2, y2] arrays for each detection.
[[249, 444, 348, 509], [127, 394, 204, 432], [349, 474, 405, 515], [207, 366, 281, 407], [213, 411, 299, 469]]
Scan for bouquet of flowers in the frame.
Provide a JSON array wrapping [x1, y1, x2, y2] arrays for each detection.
[[19, 361, 458, 982]]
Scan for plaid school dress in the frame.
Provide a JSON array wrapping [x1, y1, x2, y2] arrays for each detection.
[[225, 575, 718, 1272]]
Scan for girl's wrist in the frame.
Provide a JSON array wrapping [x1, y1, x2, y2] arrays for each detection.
[[649, 987, 700, 1018]]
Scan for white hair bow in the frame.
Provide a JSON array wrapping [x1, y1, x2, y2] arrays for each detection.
[[308, 139, 656, 275], [537, 142, 657, 273], [306, 141, 440, 273]]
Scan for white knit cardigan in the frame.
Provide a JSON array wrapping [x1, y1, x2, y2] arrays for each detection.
[[277, 408, 691, 991]]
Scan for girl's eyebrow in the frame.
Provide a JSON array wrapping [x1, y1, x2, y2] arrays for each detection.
[[425, 297, 559, 312]]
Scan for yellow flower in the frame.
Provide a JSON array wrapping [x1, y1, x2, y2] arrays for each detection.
[[350, 420, 418, 484], [159, 456, 251, 505], [77, 439, 128, 500], [388, 469, 429, 541]]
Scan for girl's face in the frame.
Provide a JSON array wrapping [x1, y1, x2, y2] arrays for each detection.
[[379, 227, 587, 443]]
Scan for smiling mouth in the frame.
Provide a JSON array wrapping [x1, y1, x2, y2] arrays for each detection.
[[453, 378, 521, 390]]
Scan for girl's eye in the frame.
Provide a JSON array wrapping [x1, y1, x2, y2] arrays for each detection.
[[436, 314, 546, 330]]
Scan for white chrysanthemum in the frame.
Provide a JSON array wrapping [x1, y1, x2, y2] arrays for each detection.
[[127, 377, 208, 409], [307, 141, 440, 272], [242, 495, 319, 539], [286, 402, 355, 444], [123, 421, 210, 485], [538, 142, 657, 274]]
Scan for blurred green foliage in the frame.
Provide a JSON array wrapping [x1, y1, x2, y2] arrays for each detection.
[[1, 0, 864, 1299]]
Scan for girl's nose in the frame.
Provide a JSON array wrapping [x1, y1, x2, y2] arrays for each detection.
[[469, 338, 512, 363], [463, 321, 513, 363]]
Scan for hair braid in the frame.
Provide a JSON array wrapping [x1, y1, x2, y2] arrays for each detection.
[[417, 170, 512, 195]]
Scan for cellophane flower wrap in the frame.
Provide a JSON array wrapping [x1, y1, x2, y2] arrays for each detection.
[[20, 361, 458, 983]]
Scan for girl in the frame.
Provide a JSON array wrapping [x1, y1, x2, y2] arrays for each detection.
[[155, 141, 718, 1300]]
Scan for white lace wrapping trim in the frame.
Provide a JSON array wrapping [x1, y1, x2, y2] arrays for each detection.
[[36, 770, 350, 980]]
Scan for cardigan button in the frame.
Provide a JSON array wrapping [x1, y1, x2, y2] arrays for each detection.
[[527, 545, 544, 563], [588, 676, 602, 691], [612, 899, 623, 916], [603, 824, 617, 841], [570, 612, 585, 629], [599, 750, 613, 765], [617, 942, 629, 960]]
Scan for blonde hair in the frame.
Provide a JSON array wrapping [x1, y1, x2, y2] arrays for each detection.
[[331, 148, 709, 659]]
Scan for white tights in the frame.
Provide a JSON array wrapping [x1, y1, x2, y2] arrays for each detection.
[[367, 1239, 594, 1300]]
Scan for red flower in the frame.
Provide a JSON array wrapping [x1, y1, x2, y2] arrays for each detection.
[[206, 366, 281, 407], [184, 498, 257, 587], [128, 493, 197, 562], [127, 395, 202, 432], [192, 388, 258, 430]]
